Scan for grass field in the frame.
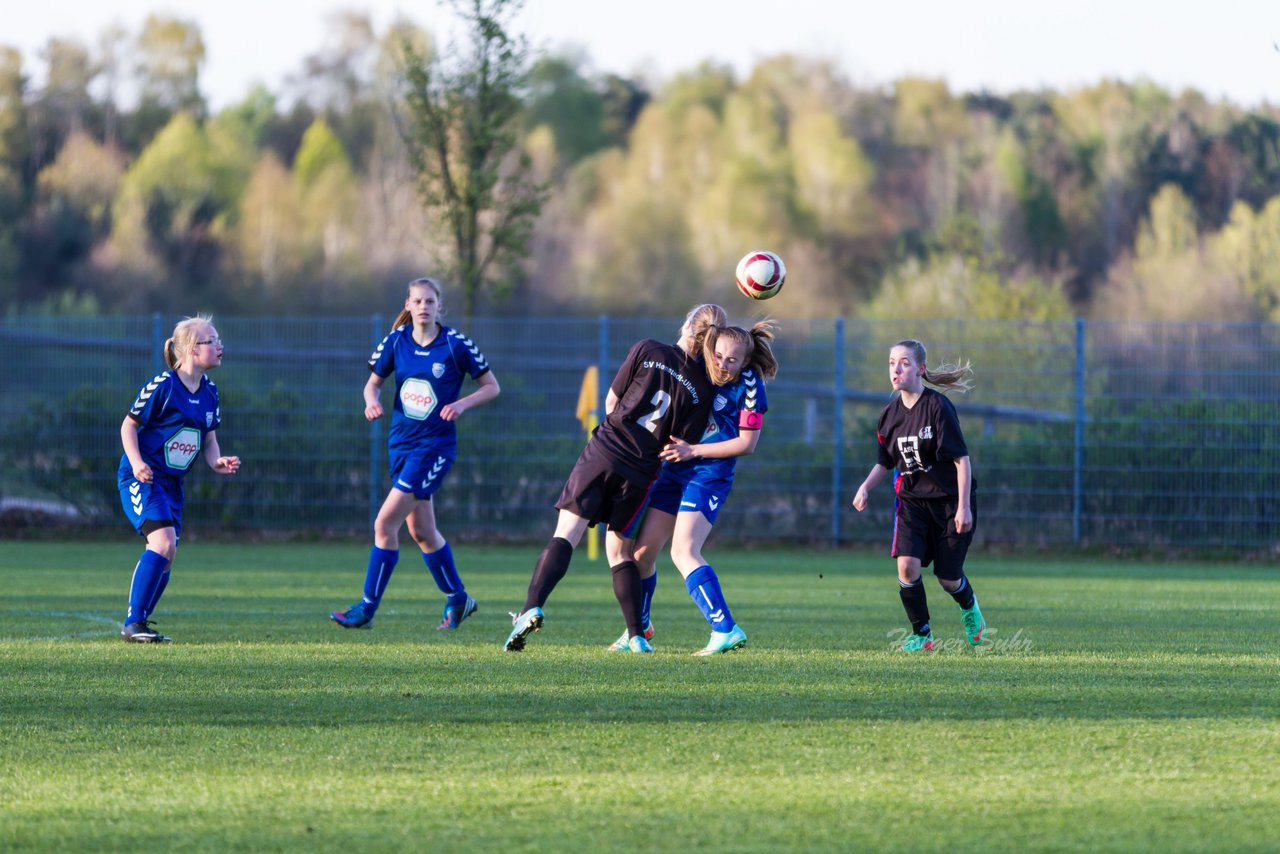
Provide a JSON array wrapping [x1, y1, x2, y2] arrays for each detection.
[[1, 540, 1277, 853]]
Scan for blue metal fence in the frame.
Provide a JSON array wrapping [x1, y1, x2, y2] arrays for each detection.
[[2, 315, 1278, 550]]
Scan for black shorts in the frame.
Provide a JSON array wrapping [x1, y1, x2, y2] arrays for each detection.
[[891, 493, 977, 580], [555, 440, 656, 534]]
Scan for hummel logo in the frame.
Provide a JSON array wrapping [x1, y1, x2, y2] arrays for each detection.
[[129, 483, 141, 496], [680, 501, 698, 509], [708, 497, 720, 510]]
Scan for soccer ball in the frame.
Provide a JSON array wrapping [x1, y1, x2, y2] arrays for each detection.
[[735, 250, 786, 300]]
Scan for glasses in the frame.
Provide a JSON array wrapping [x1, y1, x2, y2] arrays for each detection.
[[196, 338, 223, 347]]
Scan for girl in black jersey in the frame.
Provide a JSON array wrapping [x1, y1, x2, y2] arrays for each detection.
[[851, 339, 987, 651], [503, 304, 730, 653]]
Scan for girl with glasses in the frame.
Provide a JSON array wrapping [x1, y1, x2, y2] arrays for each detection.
[[118, 315, 240, 643]]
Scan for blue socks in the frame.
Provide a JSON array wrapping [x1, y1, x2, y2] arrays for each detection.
[[126, 550, 170, 624], [423, 541, 468, 608], [362, 546, 400, 610], [685, 565, 734, 632], [640, 570, 658, 628]]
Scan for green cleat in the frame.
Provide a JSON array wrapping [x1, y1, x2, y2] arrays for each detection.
[[606, 623, 654, 652], [901, 632, 935, 652], [692, 624, 747, 656], [961, 600, 986, 646]]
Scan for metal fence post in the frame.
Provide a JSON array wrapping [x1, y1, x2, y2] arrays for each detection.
[[597, 314, 610, 416], [369, 314, 382, 530], [831, 316, 845, 545], [151, 312, 163, 367], [1073, 317, 1085, 545]]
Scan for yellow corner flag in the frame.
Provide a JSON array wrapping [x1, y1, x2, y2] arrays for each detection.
[[576, 365, 599, 432], [577, 365, 601, 561]]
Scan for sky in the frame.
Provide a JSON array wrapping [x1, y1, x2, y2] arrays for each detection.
[[8, 0, 1280, 111]]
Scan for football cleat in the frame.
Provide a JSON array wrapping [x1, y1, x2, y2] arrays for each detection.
[[961, 600, 986, 646], [330, 600, 375, 629], [606, 623, 655, 652], [692, 624, 747, 656], [121, 620, 171, 643], [436, 595, 478, 630], [627, 634, 655, 653], [901, 632, 936, 652], [503, 607, 544, 652]]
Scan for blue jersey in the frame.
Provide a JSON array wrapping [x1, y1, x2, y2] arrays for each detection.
[[663, 367, 768, 492], [368, 324, 490, 459], [120, 371, 221, 479]]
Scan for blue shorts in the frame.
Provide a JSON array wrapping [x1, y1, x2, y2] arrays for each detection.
[[390, 450, 454, 500], [629, 469, 731, 538], [117, 458, 184, 539]]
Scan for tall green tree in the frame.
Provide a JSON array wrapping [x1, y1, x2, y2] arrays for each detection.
[[396, 0, 546, 317]]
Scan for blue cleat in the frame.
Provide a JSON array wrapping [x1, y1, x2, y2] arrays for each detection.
[[330, 600, 375, 629], [606, 623, 654, 651], [503, 607, 544, 652], [436, 595, 478, 630], [692, 624, 747, 656], [627, 634, 655, 653]]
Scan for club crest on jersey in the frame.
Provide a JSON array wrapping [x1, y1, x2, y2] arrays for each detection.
[[919, 425, 933, 439], [164, 427, 201, 470], [432, 363, 446, 378], [400, 377, 438, 420], [713, 394, 727, 411], [206, 412, 214, 428]]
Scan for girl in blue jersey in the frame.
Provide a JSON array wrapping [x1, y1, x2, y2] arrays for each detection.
[[118, 315, 241, 643], [614, 321, 779, 655], [330, 278, 500, 632], [502, 304, 729, 653]]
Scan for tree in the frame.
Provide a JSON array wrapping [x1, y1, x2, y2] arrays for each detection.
[[105, 113, 240, 308], [134, 14, 206, 113], [232, 151, 305, 305], [37, 37, 95, 140], [126, 13, 206, 149], [26, 132, 125, 299], [0, 47, 27, 306], [1096, 183, 1252, 321], [525, 52, 610, 165], [396, 0, 547, 317], [292, 119, 362, 298]]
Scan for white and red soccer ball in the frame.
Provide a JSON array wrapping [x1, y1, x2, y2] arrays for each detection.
[[735, 250, 786, 300]]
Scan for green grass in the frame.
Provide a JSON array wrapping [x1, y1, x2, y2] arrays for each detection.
[[1, 541, 1277, 852]]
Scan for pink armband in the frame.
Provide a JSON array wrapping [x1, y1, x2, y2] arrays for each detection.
[[739, 411, 763, 430]]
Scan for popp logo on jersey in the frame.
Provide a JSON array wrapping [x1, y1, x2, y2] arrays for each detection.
[[164, 427, 202, 470], [400, 378, 438, 421]]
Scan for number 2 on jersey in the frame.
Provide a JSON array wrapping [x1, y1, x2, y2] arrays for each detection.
[[640, 390, 671, 435]]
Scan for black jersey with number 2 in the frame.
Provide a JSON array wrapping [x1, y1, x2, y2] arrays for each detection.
[[592, 338, 714, 479], [875, 387, 970, 500]]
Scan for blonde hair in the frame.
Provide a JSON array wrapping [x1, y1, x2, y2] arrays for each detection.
[[392, 277, 444, 331], [894, 338, 973, 394], [708, 321, 780, 383], [680, 304, 731, 384], [164, 315, 215, 370]]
